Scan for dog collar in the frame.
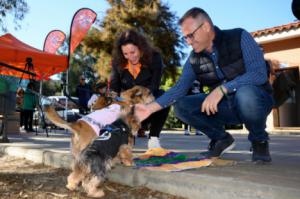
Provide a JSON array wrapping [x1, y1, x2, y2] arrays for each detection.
[[114, 96, 125, 102]]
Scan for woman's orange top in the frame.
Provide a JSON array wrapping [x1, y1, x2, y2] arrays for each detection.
[[125, 62, 142, 79]]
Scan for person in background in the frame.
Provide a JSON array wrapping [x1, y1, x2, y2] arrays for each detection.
[[135, 7, 274, 163], [76, 75, 92, 115], [16, 87, 25, 131], [110, 29, 170, 149], [88, 81, 107, 111], [184, 123, 202, 136], [22, 82, 37, 132]]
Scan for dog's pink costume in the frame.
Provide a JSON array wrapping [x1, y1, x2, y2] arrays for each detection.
[[79, 104, 121, 136]]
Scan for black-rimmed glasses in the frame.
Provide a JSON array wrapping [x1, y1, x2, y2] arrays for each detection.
[[183, 23, 203, 41]]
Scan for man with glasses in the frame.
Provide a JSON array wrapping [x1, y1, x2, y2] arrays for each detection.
[[135, 7, 273, 163]]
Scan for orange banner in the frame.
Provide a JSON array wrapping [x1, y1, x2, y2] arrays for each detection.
[[43, 30, 66, 54], [69, 8, 97, 54]]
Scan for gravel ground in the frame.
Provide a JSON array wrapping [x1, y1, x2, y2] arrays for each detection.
[[0, 153, 185, 199]]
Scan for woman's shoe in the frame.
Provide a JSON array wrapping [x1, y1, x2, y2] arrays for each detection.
[[148, 137, 161, 149]]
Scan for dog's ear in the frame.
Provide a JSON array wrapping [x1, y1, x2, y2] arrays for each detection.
[[92, 96, 113, 110]]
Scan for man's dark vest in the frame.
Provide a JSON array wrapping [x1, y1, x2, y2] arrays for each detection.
[[190, 26, 246, 90]]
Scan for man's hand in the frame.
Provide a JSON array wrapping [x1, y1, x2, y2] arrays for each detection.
[[109, 91, 118, 98], [201, 86, 226, 115], [134, 102, 162, 122]]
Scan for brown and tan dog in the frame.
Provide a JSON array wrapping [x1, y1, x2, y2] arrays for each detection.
[[44, 86, 154, 198]]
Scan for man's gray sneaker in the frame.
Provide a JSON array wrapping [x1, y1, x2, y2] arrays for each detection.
[[207, 133, 235, 158], [252, 140, 272, 163]]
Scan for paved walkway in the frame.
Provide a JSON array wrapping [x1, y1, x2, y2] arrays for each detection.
[[1, 130, 300, 199]]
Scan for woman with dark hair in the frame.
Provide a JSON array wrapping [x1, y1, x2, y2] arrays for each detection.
[[110, 29, 169, 149], [16, 87, 25, 130]]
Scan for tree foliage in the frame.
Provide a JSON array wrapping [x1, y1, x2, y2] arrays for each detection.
[[0, 0, 29, 32], [82, 0, 186, 83], [67, 45, 96, 96], [161, 67, 184, 129], [55, 38, 96, 96], [41, 80, 62, 96]]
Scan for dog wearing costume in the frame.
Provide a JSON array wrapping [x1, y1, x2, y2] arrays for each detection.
[[44, 86, 154, 198]]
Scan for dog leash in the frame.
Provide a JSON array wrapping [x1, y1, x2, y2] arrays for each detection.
[[29, 89, 135, 136], [23, 88, 84, 117], [99, 119, 130, 135], [96, 119, 132, 142]]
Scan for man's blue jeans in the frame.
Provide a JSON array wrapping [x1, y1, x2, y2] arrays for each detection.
[[174, 85, 274, 142]]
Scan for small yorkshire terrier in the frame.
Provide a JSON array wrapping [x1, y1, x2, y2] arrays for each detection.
[[44, 86, 154, 198]]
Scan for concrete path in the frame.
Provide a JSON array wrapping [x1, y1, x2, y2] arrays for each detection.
[[0, 130, 300, 199]]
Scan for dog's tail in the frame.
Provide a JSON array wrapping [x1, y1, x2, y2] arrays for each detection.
[[43, 105, 73, 131]]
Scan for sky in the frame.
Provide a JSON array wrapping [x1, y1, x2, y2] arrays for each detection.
[[1, 0, 297, 51]]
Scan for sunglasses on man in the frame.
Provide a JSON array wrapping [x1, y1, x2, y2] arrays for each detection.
[[183, 23, 203, 41]]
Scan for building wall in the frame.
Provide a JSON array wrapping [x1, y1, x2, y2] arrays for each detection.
[[262, 37, 300, 67]]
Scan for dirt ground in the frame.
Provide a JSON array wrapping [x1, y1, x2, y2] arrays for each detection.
[[0, 153, 185, 199]]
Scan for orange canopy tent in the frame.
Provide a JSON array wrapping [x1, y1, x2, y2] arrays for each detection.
[[0, 33, 68, 80]]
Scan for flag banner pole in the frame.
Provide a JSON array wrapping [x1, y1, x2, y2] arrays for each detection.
[[65, 8, 97, 117]]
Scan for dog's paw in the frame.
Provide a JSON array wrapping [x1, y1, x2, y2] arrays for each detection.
[[66, 183, 77, 191], [122, 159, 134, 167], [87, 189, 105, 198]]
